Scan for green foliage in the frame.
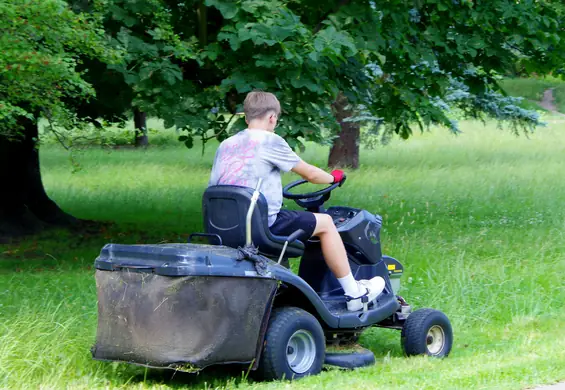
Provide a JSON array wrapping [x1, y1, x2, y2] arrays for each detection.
[[107, 1, 196, 96], [170, 0, 565, 149], [66, 0, 198, 127], [344, 0, 565, 139], [0, 0, 116, 135], [163, 0, 360, 150], [4, 0, 565, 149]]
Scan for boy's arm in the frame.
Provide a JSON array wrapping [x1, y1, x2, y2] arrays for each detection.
[[264, 134, 344, 184], [291, 160, 335, 184]]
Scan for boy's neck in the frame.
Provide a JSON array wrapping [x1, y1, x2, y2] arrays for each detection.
[[247, 126, 273, 132], [247, 120, 274, 132]]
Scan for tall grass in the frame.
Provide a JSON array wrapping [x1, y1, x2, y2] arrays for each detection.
[[1, 113, 565, 389]]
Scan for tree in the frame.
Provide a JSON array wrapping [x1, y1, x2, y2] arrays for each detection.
[[68, 0, 196, 148], [3, 0, 564, 236], [63, 0, 565, 168], [153, 0, 372, 152], [150, 0, 565, 167], [0, 0, 114, 235]]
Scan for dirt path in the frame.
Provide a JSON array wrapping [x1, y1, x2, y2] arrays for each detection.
[[539, 88, 561, 113]]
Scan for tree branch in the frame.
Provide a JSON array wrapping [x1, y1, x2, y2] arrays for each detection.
[[45, 118, 71, 151], [204, 112, 237, 142]]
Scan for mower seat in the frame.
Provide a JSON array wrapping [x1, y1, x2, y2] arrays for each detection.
[[202, 185, 305, 259]]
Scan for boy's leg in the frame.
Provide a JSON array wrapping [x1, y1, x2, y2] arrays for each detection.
[[311, 213, 350, 278], [312, 213, 385, 311], [270, 210, 385, 311]]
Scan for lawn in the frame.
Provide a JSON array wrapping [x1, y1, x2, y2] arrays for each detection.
[[1, 114, 565, 389], [500, 76, 565, 113]]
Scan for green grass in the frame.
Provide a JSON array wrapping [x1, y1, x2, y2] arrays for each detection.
[[553, 84, 565, 114], [499, 77, 560, 101], [2, 113, 565, 389], [39, 117, 182, 148], [500, 76, 565, 113]]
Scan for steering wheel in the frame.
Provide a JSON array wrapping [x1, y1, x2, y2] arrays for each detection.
[[283, 179, 343, 211]]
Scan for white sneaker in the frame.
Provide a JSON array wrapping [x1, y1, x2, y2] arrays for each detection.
[[345, 276, 386, 312]]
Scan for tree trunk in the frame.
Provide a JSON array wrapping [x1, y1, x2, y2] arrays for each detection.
[[197, 1, 208, 46], [0, 117, 77, 237], [328, 93, 360, 169], [134, 109, 148, 147]]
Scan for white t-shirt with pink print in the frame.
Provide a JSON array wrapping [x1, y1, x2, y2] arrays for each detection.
[[208, 129, 301, 226]]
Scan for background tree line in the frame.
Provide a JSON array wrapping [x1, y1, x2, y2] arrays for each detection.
[[1, 0, 564, 236]]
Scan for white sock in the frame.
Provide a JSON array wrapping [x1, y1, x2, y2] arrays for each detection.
[[337, 273, 361, 297]]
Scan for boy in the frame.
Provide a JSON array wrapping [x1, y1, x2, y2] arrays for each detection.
[[208, 91, 385, 311]]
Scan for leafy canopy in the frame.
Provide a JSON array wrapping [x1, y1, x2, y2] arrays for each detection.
[[2, 0, 564, 147], [67, 0, 198, 126], [160, 0, 565, 149], [0, 0, 117, 135]]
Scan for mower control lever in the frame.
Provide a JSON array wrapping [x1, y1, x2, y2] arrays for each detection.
[[277, 229, 305, 265], [286, 229, 305, 244]]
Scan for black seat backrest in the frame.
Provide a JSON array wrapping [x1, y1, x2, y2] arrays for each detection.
[[202, 185, 304, 258]]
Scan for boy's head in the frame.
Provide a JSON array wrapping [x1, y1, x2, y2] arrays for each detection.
[[243, 91, 281, 131]]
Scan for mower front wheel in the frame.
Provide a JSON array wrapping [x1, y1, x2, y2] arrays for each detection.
[[401, 308, 453, 358], [257, 306, 325, 381]]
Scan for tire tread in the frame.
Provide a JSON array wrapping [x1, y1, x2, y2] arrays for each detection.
[[257, 306, 324, 380], [401, 308, 452, 357]]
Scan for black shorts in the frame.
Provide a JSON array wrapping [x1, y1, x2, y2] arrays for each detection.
[[270, 210, 317, 242]]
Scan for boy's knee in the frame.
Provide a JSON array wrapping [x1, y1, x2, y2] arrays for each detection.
[[314, 213, 334, 234]]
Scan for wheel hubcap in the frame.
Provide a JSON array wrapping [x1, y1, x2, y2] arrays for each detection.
[[286, 330, 316, 374], [426, 325, 445, 355]]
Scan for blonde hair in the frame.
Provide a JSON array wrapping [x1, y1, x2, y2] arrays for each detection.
[[243, 91, 281, 121]]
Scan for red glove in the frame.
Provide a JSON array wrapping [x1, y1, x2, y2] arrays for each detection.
[[330, 169, 346, 186]]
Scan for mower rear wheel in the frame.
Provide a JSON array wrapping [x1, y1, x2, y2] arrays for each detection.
[[257, 306, 325, 381], [401, 308, 453, 358]]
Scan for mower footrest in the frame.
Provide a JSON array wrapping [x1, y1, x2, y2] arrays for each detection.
[[324, 349, 375, 369]]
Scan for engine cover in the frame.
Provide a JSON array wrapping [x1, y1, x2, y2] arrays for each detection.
[[326, 206, 383, 265]]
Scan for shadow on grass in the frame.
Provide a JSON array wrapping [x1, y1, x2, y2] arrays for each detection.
[[98, 328, 406, 388], [0, 223, 191, 271], [126, 364, 259, 388], [125, 340, 406, 387]]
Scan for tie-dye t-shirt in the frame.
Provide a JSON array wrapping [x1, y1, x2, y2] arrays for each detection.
[[208, 129, 301, 226]]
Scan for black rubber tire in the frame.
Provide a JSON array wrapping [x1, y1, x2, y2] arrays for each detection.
[[257, 307, 325, 381], [401, 308, 453, 358]]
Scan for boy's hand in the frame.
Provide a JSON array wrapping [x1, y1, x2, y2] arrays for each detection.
[[331, 169, 346, 186]]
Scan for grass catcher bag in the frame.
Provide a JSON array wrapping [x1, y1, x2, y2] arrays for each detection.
[[92, 244, 278, 371]]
